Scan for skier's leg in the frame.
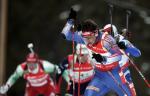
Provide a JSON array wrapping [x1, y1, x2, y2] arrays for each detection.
[[124, 68, 136, 96], [84, 76, 111, 96]]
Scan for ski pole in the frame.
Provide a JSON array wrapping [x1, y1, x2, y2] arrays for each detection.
[[108, 4, 114, 36], [124, 10, 150, 88], [129, 58, 150, 88], [72, 25, 76, 96]]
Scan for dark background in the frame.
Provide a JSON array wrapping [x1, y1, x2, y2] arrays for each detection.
[[5, 0, 150, 95]]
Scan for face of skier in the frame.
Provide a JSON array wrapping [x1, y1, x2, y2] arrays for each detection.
[[27, 63, 39, 74], [82, 31, 98, 45], [77, 54, 89, 63], [81, 19, 99, 44], [26, 53, 39, 74]]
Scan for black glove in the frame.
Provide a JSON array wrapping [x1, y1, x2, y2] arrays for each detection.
[[67, 8, 77, 20], [77, 23, 82, 31], [117, 42, 127, 49], [92, 53, 105, 63]]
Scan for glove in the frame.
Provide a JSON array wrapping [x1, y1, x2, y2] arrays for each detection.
[[68, 81, 72, 86], [55, 65, 61, 74], [0, 84, 9, 94], [117, 41, 127, 49], [92, 53, 105, 63], [67, 8, 77, 20], [67, 80, 72, 91], [77, 23, 82, 31], [121, 28, 132, 39]]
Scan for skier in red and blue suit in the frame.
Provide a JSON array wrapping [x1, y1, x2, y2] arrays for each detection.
[[103, 24, 141, 96], [61, 8, 136, 96]]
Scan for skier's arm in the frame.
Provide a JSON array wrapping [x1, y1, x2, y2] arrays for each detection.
[[43, 60, 56, 73], [0, 65, 24, 94], [61, 20, 85, 44], [61, 8, 84, 44], [118, 38, 141, 57], [59, 58, 71, 84], [6, 65, 24, 87], [62, 70, 70, 84], [59, 58, 69, 73]]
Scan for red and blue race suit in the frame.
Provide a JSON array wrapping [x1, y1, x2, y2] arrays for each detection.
[[61, 20, 135, 96]]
